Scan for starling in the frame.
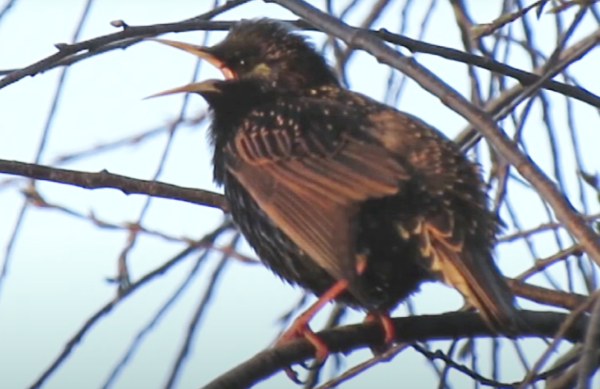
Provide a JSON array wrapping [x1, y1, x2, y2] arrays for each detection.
[[149, 19, 519, 374]]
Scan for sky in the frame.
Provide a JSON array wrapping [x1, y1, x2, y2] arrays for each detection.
[[1, 0, 599, 388]]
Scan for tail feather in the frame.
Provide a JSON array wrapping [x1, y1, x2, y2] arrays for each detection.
[[431, 240, 518, 333], [418, 219, 519, 334]]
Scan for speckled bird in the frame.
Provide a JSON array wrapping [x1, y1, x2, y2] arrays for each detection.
[[148, 19, 519, 371]]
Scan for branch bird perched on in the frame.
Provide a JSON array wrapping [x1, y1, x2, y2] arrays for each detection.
[[147, 19, 519, 380]]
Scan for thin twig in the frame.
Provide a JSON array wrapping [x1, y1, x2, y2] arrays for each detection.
[[314, 343, 409, 389], [413, 341, 577, 388], [519, 292, 599, 389], [498, 213, 600, 243], [0, 0, 96, 307], [26, 221, 232, 389], [163, 232, 240, 389], [575, 294, 600, 389], [101, 250, 212, 389]]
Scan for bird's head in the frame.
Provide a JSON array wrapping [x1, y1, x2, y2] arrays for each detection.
[[147, 19, 339, 96]]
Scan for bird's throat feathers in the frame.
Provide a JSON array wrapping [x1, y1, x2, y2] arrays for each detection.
[[207, 78, 276, 137]]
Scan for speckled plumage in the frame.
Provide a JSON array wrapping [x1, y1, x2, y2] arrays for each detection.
[[211, 82, 431, 310], [153, 19, 519, 333]]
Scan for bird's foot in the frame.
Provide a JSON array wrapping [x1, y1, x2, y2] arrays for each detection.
[[364, 311, 396, 356], [273, 279, 348, 383], [275, 322, 330, 383]]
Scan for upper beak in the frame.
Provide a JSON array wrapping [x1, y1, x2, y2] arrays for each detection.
[[145, 38, 234, 99], [147, 38, 235, 80]]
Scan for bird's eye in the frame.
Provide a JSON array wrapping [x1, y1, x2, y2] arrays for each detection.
[[239, 59, 246, 66]]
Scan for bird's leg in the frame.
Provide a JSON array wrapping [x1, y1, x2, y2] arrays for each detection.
[[276, 259, 368, 382], [364, 310, 396, 355], [276, 257, 367, 350], [275, 278, 348, 350], [275, 279, 348, 383]]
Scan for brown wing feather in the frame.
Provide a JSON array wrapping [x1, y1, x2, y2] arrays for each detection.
[[231, 163, 355, 281], [227, 131, 409, 306]]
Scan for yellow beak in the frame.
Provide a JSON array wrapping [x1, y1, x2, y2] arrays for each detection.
[[147, 38, 235, 79], [144, 79, 221, 99]]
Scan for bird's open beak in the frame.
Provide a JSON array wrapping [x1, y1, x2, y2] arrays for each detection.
[[144, 79, 221, 99], [145, 38, 234, 99]]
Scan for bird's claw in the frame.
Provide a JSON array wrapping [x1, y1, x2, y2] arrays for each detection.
[[275, 323, 330, 384], [365, 311, 396, 356]]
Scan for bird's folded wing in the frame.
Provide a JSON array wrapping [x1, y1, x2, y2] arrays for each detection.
[[226, 131, 409, 305]]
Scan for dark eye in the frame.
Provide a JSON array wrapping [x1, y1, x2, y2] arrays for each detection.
[[238, 58, 246, 66]]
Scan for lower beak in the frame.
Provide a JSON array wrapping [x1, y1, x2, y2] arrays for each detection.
[[144, 80, 221, 99], [147, 38, 235, 80]]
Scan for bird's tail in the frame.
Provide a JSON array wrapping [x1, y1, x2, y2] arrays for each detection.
[[416, 219, 519, 333]]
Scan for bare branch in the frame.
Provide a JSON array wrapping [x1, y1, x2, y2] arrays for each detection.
[[0, 159, 227, 210], [201, 311, 588, 389], [0, 0, 251, 89]]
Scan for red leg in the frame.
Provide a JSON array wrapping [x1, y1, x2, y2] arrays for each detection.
[[275, 279, 349, 382], [364, 311, 396, 353]]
